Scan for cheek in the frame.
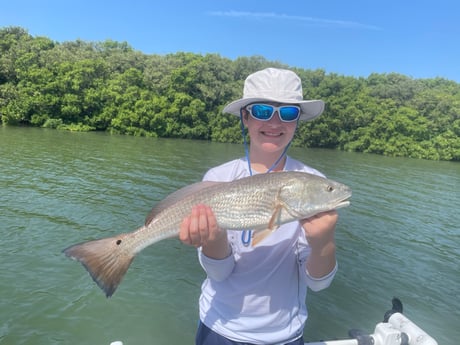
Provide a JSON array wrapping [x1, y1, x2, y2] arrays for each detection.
[[246, 125, 259, 139], [244, 117, 262, 132], [285, 123, 298, 137]]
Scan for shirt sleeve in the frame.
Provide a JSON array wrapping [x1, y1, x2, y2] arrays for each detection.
[[305, 261, 338, 292], [197, 246, 235, 282]]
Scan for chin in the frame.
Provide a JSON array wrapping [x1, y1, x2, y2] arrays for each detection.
[[260, 142, 286, 152]]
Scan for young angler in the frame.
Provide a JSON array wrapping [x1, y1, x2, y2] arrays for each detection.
[[180, 68, 339, 345]]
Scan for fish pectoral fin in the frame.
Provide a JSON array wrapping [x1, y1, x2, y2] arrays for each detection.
[[267, 204, 284, 230], [252, 228, 278, 246], [251, 204, 283, 246]]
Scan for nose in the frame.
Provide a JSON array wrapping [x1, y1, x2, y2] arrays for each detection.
[[268, 111, 283, 124]]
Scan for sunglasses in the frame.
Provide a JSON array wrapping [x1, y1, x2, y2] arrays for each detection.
[[246, 103, 301, 123]]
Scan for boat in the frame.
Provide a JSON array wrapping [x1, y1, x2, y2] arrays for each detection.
[[108, 298, 438, 345], [303, 298, 438, 345]]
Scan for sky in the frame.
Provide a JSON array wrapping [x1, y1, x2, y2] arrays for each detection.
[[1, 0, 459, 83]]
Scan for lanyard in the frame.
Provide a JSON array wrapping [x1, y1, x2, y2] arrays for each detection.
[[241, 230, 252, 247]]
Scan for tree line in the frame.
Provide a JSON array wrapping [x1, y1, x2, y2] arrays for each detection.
[[1, 26, 459, 161]]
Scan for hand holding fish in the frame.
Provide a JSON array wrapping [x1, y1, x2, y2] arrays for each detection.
[[301, 210, 338, 249], [179, 204, 230, 259], [301, 210, 338, 279]]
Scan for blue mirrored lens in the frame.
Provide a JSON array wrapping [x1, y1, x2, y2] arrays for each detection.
[[251, 104, 274, 120], [279, 107, 300, 121]]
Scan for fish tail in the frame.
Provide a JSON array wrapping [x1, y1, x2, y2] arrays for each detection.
[[63, 233, 135, 298]]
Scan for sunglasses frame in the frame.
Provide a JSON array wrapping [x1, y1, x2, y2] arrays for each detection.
[[245, 103, 301, 123]]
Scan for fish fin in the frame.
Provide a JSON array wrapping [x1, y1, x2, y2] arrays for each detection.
[[252, 228, 278, 246], [252, 204, 283, 246], [63, 233, 135, 298], [145, 181, 223, 225], [267, 204, 283, 230]]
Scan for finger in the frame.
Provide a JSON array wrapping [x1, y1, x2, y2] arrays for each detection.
[[204, 205, 219, 241], [179, 216, 192, 244], [197, 205, 209, 244], [304, 210, 338, 224], [189, 205, 202, 246], [303, 211, 338, 238]]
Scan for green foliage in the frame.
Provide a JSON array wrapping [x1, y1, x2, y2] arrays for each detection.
[[1, 26, 459, 161]]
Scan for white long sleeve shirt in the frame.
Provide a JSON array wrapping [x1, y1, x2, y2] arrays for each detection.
[[197, 156, 337, 344]]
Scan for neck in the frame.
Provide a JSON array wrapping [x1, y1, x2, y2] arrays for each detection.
[[248, 148, 288, 173]]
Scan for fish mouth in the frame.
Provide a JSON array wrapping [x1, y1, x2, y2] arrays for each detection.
[[333, 192, 352, 210], [335, 200, 351, 209]]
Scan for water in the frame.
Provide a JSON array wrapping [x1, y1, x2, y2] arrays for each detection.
[[1, 127, 458, 345]]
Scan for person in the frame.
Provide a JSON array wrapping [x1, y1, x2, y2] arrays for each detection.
[[179, 67, 339, 345]]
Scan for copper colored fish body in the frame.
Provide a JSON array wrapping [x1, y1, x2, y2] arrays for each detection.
[[63, 171, 351, 297]]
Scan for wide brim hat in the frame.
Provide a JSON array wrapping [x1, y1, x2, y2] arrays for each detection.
[[223, 68, 324, 121]]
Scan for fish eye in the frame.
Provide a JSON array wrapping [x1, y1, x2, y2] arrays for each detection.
[[326, 185, 334, 192]]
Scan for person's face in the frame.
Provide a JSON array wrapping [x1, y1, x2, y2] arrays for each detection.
[[242, 102, 298, 154]]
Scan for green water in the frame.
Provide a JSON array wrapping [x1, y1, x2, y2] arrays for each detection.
[[1, 127, 458, 345]]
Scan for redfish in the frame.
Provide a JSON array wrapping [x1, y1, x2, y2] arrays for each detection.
[[63, 171, 351, 297]]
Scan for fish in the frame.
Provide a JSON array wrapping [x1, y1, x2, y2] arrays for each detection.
[[63, 171, 352, 297]]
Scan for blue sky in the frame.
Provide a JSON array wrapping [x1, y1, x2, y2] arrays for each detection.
[[2, 0, 459, 82]]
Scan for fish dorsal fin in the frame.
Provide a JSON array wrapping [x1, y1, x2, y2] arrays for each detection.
[[144, 181, 221, 226]]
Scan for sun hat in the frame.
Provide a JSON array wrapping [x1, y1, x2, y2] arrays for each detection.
[[222, 67, 325, 121]]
